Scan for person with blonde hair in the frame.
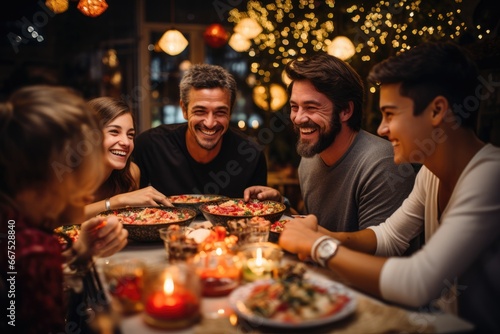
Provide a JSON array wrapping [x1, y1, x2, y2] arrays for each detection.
[[0, 85, 128, 333]]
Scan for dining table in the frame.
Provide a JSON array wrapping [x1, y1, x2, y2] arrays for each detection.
[[95, 219, 475, 334]]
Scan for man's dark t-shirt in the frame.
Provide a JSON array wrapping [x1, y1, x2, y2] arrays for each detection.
[[133, 123, 267, 198]]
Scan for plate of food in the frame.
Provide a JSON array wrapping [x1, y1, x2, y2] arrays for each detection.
[[97, 206, 196, 242], [228, 263, 357, 328], [168, 194, 228, 215], [199, 198, 286, 228]]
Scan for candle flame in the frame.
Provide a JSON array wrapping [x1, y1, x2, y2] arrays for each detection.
[[164, 273, 174, 295], [216, 247, 223, 256], [255, 247, 263, 266]]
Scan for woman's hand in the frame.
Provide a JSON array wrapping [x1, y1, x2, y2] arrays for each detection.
[[113, 186, 173, 208], [75, 216, 128, 259], [243, 186, 282, 202]]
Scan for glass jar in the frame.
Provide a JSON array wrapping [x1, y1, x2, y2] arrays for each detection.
[[101, 257, 145, 314], [192, 241, 242, 297]]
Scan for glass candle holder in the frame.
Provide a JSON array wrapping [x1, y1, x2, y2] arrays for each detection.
[[191, 241, 242, 297], [101, 257, 145, 314], [238, 242, 283, 282], [227, 217, 270, 248], [158, 226, 200, 263], [143, 263, 201, 329]]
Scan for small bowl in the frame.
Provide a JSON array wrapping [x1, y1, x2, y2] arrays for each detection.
[[227, 217, 271, 247], [54, 224, 81, 245], [199, 199, 286, 229], [158, 226, 205, 262], [97, 206, 197, 242], [268, 218, 291, 243], [168, 194, 228, 216]]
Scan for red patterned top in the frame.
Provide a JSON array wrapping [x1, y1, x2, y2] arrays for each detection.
[[1, 206, 66, 333]]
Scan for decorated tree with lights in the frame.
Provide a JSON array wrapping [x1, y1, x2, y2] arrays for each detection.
[[227, 0, 489, 133], [227, 0, 486, 90]]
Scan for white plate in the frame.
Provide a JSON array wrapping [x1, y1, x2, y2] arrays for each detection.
[[228, 278, 357, 329]]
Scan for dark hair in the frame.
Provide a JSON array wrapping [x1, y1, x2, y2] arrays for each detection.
[[285, 52, 364, 131], [367, 41, 480, 129], [179, 64, 237, 112], [87, 97, 137, 198], [0, 85, 102, 196]]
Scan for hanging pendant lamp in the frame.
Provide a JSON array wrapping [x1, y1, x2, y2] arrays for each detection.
[[158, 0, 189, 56]]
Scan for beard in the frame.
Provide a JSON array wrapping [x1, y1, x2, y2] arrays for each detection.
[[294, 113, 341, 158]]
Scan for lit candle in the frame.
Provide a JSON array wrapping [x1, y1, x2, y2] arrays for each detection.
[[243, 247, 272, 281], [144, 273, 199, 320]]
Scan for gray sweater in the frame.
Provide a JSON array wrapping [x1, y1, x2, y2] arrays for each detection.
[[299, 130, 416, 232]]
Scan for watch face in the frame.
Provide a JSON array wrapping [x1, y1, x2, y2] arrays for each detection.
[[318, 241, 335, 258]]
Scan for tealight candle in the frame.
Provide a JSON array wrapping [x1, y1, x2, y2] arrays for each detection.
[[239, 242, 283, 282], [143, 264, 201, 329], [247, 248, 267, 272]]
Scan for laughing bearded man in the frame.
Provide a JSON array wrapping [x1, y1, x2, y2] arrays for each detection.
[[245, 53, 416, 234]]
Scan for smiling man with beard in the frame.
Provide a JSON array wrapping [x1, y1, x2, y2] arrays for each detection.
[[133, 64, 267, 198], [245, 53, 415, 234]]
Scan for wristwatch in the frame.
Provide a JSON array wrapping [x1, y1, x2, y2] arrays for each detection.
[[315, 237, 341, 267]]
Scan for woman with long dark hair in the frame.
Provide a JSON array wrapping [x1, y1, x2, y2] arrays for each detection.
[[84, 97, 171, 218]]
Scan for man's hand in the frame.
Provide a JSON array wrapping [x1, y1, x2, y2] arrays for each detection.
[[243, 186, 282, 202]]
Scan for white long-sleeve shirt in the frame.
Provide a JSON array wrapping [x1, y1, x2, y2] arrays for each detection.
[[368, 144, 500, 331]]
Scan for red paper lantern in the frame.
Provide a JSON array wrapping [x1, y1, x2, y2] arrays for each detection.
[[203, 24, 229, 48]]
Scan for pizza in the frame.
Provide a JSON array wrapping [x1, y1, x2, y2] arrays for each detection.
[[204, 199, 283, 216], [101, 207, 193, 225]]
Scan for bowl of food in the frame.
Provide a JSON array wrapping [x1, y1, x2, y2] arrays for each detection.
[[227, 216, 271, 247], [97, 206, 197, 242], [167, 194, 228, 216], [54, 224, 81, 246], [199, 199, 286, 229], [269, 218, 291, 243]]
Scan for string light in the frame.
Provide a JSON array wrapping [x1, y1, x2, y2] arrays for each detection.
[[345, 0, 473, 62], [229, 0, 486, 101], [228, 0, 337, 86]]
